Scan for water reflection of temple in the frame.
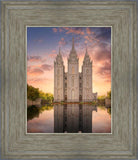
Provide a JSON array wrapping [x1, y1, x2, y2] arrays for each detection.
[[54, 104, 97, 133]]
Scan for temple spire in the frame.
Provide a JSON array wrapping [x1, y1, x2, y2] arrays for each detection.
[[55, 47, 64, 65], [59, 47, 61, 55], [68, 37, 78, 62], [83, 45, 92, 64], [72, 37, 75, 50], [86, 44, 88, 55]]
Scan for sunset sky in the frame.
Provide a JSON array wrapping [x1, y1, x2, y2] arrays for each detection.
[[27, 27, 111, 96]]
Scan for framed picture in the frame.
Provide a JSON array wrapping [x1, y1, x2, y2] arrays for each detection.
[[27, 27, 111, 134], [1, 1, 137, 159]]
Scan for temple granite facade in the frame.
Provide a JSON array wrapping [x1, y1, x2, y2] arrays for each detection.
[[54, 38, 97, 102]]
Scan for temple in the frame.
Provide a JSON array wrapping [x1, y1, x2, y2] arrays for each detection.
[[54, 38, 97, 102]]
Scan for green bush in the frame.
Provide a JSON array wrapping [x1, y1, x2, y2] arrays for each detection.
[[27, 84, 53, 103], [107, 91, 111, 99], [27, 84, 39, 101]]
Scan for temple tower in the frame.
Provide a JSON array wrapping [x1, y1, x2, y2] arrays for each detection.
[[67, 38, 79, 102], [82, 48, 93, 101], [54, 48, 65, 102]]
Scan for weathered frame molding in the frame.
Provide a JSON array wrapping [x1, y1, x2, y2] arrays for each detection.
[[1, 1, 137, 159]]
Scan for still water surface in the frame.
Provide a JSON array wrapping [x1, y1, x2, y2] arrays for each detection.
[[27, 104, 111, 133]]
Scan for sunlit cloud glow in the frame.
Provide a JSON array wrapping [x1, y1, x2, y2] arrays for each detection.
[[27, 27, 111, 96]]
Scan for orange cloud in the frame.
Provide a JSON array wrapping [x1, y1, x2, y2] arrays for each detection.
[[27, 55, 47, 64], [86, 28, 95, 35], [59, 27, 64, 32], [63, 27, 85, 35], [28, 76, 54, 94], [41, 64, 53, 71], [49, 53, 57, 58], [59, 37, 67, 46], [84, 35, 96, 44], [52, 50, 56, 53], [84, 40, 88, 44], [28, 78, 50, 84], [27, 56, 42, 62], [28, 68, 44, 76], [86, 28, 91, 35], [52, 28, 57, 33]]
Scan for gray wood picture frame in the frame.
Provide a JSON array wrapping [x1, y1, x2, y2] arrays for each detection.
[[1, 1, 137, 159]]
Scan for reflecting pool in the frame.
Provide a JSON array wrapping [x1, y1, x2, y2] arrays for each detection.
[[27, 104, 111, 133]]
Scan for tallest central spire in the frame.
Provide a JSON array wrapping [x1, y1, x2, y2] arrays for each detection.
[[72, 37, 75, 50], [69, 37, 78, 61]]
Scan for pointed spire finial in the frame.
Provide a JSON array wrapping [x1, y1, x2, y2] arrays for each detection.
[[72, 37, 74, 49], [85, 44, 88, 55], [59, 47, 61, 55], [86, 44, 88, 54]]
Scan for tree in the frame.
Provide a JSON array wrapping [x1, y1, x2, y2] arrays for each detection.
[[27, 84, 39, 101], [27, 84, 54, 103], [97, 95, 106, 100], [107, 91, 111, 99]]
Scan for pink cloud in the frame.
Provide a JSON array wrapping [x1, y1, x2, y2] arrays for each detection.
[[27, 55, 47, 63], [86, 28, 91, 35], [27, 66, 31, 72], [28, 68, 44, 76], [49, 53, 57, 58], [86, 28, 95, 35], [52, 28, 58, 33], [28, 78, 50, 84], [63, 27, 85, 35], [52, 50, 56, 53], [84, 35, 96, 44], [52, 27, 85, 36], [91, 44, 111, 62], [59, 37, 67, 46], [41, 57, 47, 63], [59, 28, 64, 32], [41, 64, 53, 71], [27, 55, 42, 62], [84, 40, 88, 44], [96, 61, 111, 82]]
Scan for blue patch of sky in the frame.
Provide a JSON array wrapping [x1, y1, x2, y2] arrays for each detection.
[[27, 27, 64, 56], [27, 27, 111, 57]]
